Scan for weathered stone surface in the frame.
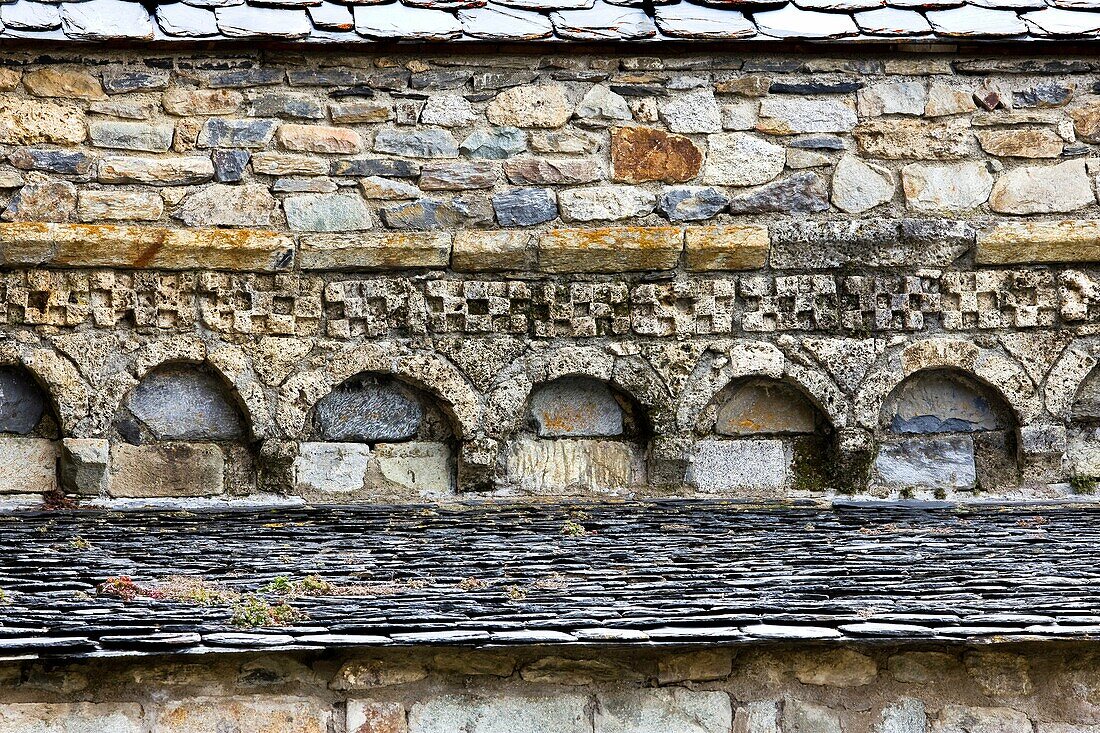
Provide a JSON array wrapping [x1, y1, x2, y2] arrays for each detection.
[[381, 198, 491, 229], [494, 188, 557, 227], [197, 118, 278, 149], [348, 701, 407, 733], [831, 155, 895, 214], [758, 98, 857, 135], [506, 438, 643, 494], [284, 194, 371, 232], [685, 225, 769, 271], [487, 84, 574, 128], [358, 176, 420, 200], [252, 153, 328, 176], [715, 381, 818, 436], [453, 230, 536, 271], [0, 98, 86, 146], [175, 184, 276, 227], [877, 699, 927, 733], [888, 652, 958, 683], [0, 366, 47, 435], [2, 178, 77, 223], [925, 83, 978, 117], [771, 219, 974, 269], [0, 222, 293, 271], [315, 380, 423, 442], [610, 126, 702, 184], [989, 160, 1095, 214], [888, 372, 1003, 433], [163, 89, 243, 116], [1069, 97, 1100, 142], [782, 700, 842, 733], [874, 436, 976, 489], [295, 442, 370, 494], [688, 438, 788, 493], [9, 148, 93, 176], [300, 232, 451, 270], [23, 68, 105, 100], [89, 121, 174, 153], [333, 659, 428, 690], [854, 118, 974, 159], [277, 124, 363, 154], [858, 82, 928, 117], [0, 703, 142, 733], [153, 697, 331, 733], [703, 133, 784, 186], [901, 162, 994, 213], [420, 94, 478, 127], [60, 438, 109, 496], [540, 226, 680, 272], [109, 442, 225, 498], [461, 128, 527, 159], [330, 101, 392, 124], [658, 186, 728, 222], [793, 650, 878, 686], [248, 92, 324, 120], [374, 441, 454, 496], [78, 190, 164, 222], [735, 702, 779, 733], [660, 90, 722, 133], [420, 161, 498, 190], [559, 185, 656, 222], [212, 149, 250, 183], [977, 129, 1063, 158], [98, 156, 215, 186], [935, 706, 1031, 733], [727, 173, 829, 214], [374, 128, 459, 158], [521, 657, 640, 685], [505, 158, 602, 185], [409, 694, 588, 733], [658, 650, 732, 684], [531, 377, 623, 438], [979, 219, 1100, 264], [965, 652, 1032, 696], [126, 365, 245, 441], [0, 437, 58, 494], [596, 689, 732, 733], [575, 85, 632, 126]]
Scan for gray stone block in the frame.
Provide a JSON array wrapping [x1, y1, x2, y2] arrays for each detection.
[[596, 689, 732, 733], [0, 366, 47, 435], [688, 438, 789, 493], [125, 365, 246, 441], [314, 380, 424, 442], [530, 377, 623, 437], [888, 373, 1004, 434], [714, 380, 819, 436], [875, 436, 976, 489]]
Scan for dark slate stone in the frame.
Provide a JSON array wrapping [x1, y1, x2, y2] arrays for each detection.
[[125, 365, 245, 441], [657, 186, 728, 222], [199, 118, 278, 148], [768, 81, 864, 95], [0, 366, 47, 435], [366, 70, 411, 91], [374, 128, 459, 159], [206, 68, 285, 88], [8, 148, 94, 176], [247, 93, 324, 120], [1064, 145, 1091, 157], [742, 59, 804, 73], [888, 372, 1005, 434], [212, 149, 250, 183], [610, 84, 667, 97], [1012, 82, 1075, 108], [459, 128, 527, 160], [727, 173, 830, 215], [328, 86, 377, 99], [102, 70, 170, 94], [493, 188, 557, 227], [551, 71, 610, 83], [789, 135, 847, 150], [331, 158, 421, 178], [770, 219, 975, 269], [288, 69, 372, 86], [380, 196, 494, 229], [472, 70, 539, 92], [954, 60, 1091, 75], [410, 70, 473, 91], [315, 380, 423, 442]]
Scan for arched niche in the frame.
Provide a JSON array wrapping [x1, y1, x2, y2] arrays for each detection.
[[686, 377, 834, 495], [1066, 366, 1100, 485], [874, 369, 1018, 494], [0, 364, 62, 497], [110, 362, 255, 499], [502, 375, 648, 495], [293, 373, 457, 501]]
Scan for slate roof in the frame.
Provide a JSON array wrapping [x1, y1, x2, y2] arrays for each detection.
[[1, 500, 1099, 659], [1, 0, 1100, 45]]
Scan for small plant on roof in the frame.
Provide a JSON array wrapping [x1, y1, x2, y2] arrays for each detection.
[[561, 520, 587, 536], [42, 490, 78, 511], [68, 537, 91, 551], [97, 576, 142, 602], [264, 574, 332, 596], [147, 576, 239, 606], [231, 595, 305, 628]]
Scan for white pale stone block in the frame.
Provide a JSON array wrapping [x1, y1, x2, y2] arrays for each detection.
[[294, 441, 372, 494], [373, 441, 455, 497], [0, 437, 58, 494], [505, 438, 643, 494], [687, 438, 789, 493]]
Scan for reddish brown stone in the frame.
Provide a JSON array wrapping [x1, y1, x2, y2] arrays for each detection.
[[610, 126, 703, 184]]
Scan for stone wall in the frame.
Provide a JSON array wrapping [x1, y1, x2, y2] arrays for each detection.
[[5, 46, 1100, 500], [2, 644, 1099, 733]]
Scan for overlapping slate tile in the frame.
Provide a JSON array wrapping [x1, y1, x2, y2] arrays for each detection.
[[156, 3, 219, 36], [753, 2, 860, 36], [458, 4, 554, 39], [853, 6, 932, 32], [493, 0, 593, 12], [60, 0, 154, 39], [926, 4, 1029, 33], [1022, 6, 1100, 34], [550, 0, 657, 39], [214, 4, 311, 35], [653, 1, 756, 37], [307, 1, 354, 29], [354, 2, 463, 37], [0, 0, 61, 30], [405, 0, 487, 13], [795, 0, 886, 12]]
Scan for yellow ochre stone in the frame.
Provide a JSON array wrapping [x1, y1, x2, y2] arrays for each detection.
[[684, 225, 769, 271], [977, 220, 1100, 264], [299, 232, 451, 270], [538, 226, 683, 273]]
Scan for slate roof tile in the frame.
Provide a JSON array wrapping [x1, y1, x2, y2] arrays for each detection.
[[1022, 6, 1100, 33], [753, 2, 860, 35], [353, 2, 463, 38], [550, 0, 657, 39], [156, 2, 219, 35], [59, 0, 154, 38], [307, 1, 354, 28], [926, 4, 1029, 33], [458, 4, 554, 39], [853, 6, 932, 33], [653, 2, 756, 38], [0, 0, 62, 30]]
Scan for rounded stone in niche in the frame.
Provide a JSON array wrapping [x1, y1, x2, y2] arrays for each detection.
[[0, 366, 47, 435], [127, 365, 245, 441], [714, 381, 819, 436], [888, 372, 1005, 434], [530, 377, 624, 438], [315, 380, 424, 442]]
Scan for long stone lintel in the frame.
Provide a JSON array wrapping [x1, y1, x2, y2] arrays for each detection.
[[977, 220, 1100, 265]]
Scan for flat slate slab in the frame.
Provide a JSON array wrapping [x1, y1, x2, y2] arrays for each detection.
[[1, 501, 1100, 658]]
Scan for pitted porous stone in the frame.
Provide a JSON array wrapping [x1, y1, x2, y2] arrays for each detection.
[[0, 365, 48, 435], [876, 699, 927, 733], [0, 98, 86, 146], [659, 90, 723, 133], [989, 159, 1095, 214], [294, 441, 372, 494], [126, 365, 245, 441], [314, 380, 424, 442], [793, 649, 878, 686], [964, 652, 1033, 696], [487, 83, 574, 128], [108, 442, 226, 497], [530, 377, 624, 438], [595, 689, 732, 733], [348, 701, 408, 733], [782, 699, 842, 733], [703, 133, 784, 186], [874, 436, 976, 489], [831, 154, 895, 214], [0, 703, 143, 733], [688, 438, 789, 493], [902, 162, 994, 213], [758, 98, 858, 135], [153, 697, 332, 733]]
